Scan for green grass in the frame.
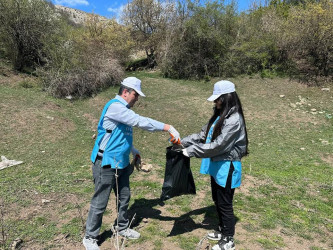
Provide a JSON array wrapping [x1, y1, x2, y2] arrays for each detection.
[[257, 234, 285, 249], [0, 69, 332, 249]]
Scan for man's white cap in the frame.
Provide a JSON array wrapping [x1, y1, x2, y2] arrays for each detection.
[[207, 80, 235, 101], [121, 77, 146, 97]]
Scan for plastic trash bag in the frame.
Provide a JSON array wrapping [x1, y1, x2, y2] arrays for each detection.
[[160, 146, 196, 201]]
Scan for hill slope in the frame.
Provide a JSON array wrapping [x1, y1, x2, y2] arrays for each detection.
[[54, 4, 108, 25], [0, 67, 332, 249]]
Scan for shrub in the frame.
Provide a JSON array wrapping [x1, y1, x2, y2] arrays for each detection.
[[0, 0, 57, 71], [39, 36, 124, 98], [39, 17, 129, 98], [159, 0, 238, 79], [278, 0, 333, 81], [40, 60, 123, 98], [158, 0, 331, 81]]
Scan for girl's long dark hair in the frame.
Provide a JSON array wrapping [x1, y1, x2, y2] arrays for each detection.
[[205, 92, 249, 155]]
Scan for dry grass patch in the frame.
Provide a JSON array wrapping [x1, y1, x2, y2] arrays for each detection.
[[321, 154, 333, 166]]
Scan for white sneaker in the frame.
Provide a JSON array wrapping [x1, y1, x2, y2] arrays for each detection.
[[212, 236, 235, 250], [118, 228, 140, 239], [207, 226, 223, 241], [83, 236, 100, 250]]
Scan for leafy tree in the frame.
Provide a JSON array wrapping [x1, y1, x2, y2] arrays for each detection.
[[0, 0, 57, 71], [122, 0, 175, 68], [159, 0, 238, 78], [224, 5, 287, 77]]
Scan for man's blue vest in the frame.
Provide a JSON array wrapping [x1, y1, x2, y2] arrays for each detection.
[[90, 99, 133, 169]]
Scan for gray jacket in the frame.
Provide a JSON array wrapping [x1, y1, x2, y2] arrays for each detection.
[[181, 109, 247, 161]]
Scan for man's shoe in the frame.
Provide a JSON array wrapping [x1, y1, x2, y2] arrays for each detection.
[[118, 228, 140, 240], [207, 226, 223, 241], [212, 236, 235, 250], [83, 236, 100, 250]]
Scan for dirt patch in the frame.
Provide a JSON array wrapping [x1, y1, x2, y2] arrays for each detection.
[[82, 113, 99, 130], [9, 111, 76, 142], [240, 77, 331, 128], [7, 177, 332, 250], [87, 95, 112, 111], [321, 154, 333, 166], [239, 174, 276, 196], [0, 65, 39, 88], [3, 191, 86, 222], [132, 163, 163, 183], [236, 223, 333, 250], [41, 101, 63, 111], [0, 69, 24, 85], [3, 191, 90, 249]]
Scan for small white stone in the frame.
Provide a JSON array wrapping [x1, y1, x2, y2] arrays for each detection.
[[42, 199, 50, 204]]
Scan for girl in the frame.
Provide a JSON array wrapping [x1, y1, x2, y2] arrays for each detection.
[[181, 80, 248, 250]]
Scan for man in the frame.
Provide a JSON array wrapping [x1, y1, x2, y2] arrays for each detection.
[[83, 77, 180, 250]]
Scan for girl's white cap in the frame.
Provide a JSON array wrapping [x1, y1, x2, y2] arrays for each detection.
[[207, 80, 235, 101]]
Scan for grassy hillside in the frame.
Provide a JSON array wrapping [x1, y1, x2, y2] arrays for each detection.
[[0, 66, 332, 249]]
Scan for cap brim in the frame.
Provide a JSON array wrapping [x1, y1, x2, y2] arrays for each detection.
[[135, 89, 146, 97], [207, 94, 219, 102], [122, 82, 146, 97]]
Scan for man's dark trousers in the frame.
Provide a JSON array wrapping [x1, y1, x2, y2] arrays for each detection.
[[85, 158, 133, 238]]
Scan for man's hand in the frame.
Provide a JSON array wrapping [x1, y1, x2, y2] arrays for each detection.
[[168, 126, 181, 144], [131, 146, 141, 167]]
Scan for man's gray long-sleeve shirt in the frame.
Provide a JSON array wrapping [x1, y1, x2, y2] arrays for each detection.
[[99, 95, 165, 151]]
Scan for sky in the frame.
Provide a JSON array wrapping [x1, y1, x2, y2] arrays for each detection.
[[51, 0, 258, 21]]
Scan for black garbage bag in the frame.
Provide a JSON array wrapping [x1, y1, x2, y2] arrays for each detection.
[[160, 146, 196, 201]]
